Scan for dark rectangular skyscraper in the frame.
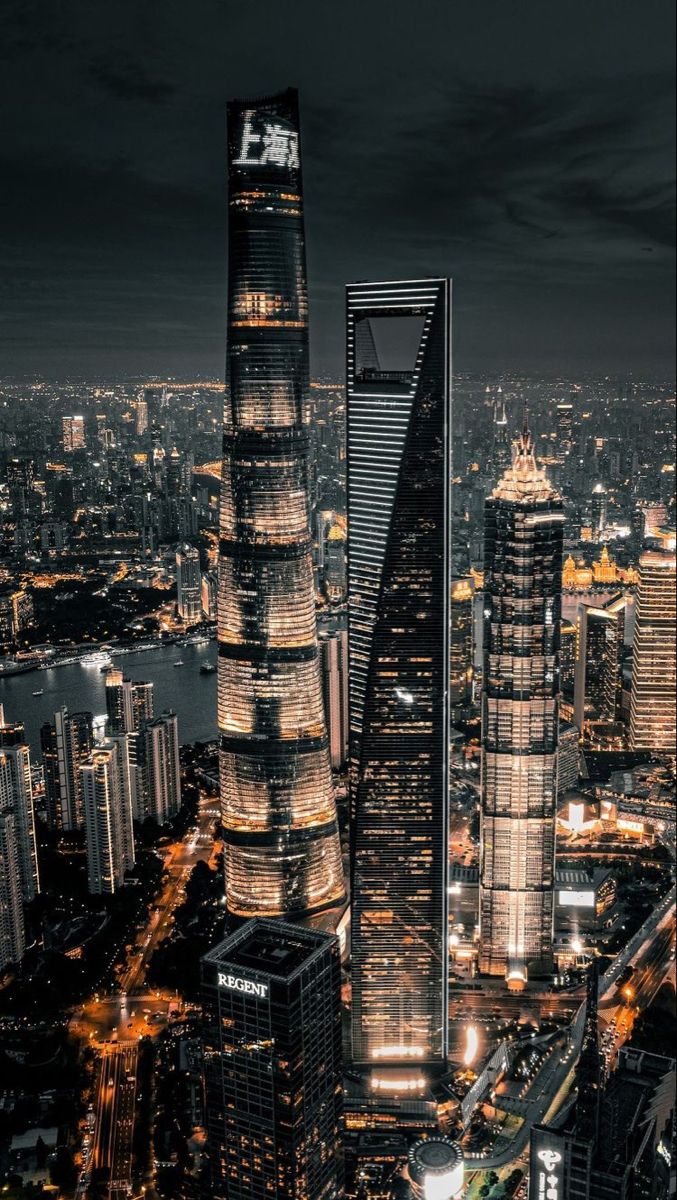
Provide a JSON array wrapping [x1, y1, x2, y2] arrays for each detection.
[[202, 920, 343, 1200], [347, 279, 451, 1077], [218, 89, 344, 920]]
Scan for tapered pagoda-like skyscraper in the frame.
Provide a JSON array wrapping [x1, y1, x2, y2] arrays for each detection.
[[218, 90, 345, 920], [479, 426, 564, 982]]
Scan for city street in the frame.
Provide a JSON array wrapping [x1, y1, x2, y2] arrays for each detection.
[[70, 795, 219, 1046], [86, 1043, 138, 1200], [464, 883, 676, 1170], [121, 800, 219, 995], [71, 794, 219, 1200]]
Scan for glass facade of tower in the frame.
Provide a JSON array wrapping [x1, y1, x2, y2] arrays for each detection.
[[202, 920, 344, 1200], [347, 279, 451, 1072], [219, 90, 344, 919], [479, 432, 564, 981]]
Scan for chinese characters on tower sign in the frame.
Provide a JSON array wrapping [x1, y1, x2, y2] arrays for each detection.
[[234, 111, 300, 170], [536, 1148, 562, 1200]]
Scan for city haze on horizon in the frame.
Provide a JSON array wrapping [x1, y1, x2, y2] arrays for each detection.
[[1, 0, 675, 381]]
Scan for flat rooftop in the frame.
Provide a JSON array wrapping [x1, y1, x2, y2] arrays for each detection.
[[203, 919, 334, 982]]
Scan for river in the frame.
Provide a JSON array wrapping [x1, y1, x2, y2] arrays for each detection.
[[0, 640, 218, 759]]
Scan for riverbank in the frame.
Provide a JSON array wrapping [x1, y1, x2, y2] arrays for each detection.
[[0, 638, 219, 757], [0, 625, 217, 678]]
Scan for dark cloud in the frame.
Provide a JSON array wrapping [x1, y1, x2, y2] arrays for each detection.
[[555, 178, 675, 249], [86, 58, 176, 104], [0, 0, 674, 378]]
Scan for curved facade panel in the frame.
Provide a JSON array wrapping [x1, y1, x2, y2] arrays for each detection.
[[219, 89, 345, 920], [218, 555, 317, 649]]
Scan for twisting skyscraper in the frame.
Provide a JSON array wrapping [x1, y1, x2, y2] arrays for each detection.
[[218, 90, 345, 920], [347, 278, 451, 1076], [479, 426, 564, 982]]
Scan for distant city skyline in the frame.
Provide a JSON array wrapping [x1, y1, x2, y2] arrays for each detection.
[[1, 0, 674, 379]]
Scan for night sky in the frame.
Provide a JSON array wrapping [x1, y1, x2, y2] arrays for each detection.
[[1, 0, 675, 380]]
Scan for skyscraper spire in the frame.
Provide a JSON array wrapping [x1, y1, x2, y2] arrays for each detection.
[[493, 387, 510, 473]]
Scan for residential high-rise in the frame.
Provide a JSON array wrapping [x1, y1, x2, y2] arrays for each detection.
[[573, 597, 624, 729], [104, 670, 178, 825], [479, 426, 564, 982], [0, 716, 39, 902], [493, 388, 511, 474], [135, 395, 149, 436], [556, 400, 574, 456], [82, 738, 135, 895], [319, 627, 349, 771], [41, 707, 93, 831], [176, 543, 202, 622], [0, 767, 25, 970], [218, 89, 344, 920], [590, 482, 608, 535], [105, 670, 154, 735], [629, 534, 676, 754], [202, 919, 343, 1200], [347, 278, 451, 1074], [201, 570, 217, 620], [560, 619, 578, 707], [6, 457, 35, 519], [142, 711, 182, 824], [62, 414, 86, 453]]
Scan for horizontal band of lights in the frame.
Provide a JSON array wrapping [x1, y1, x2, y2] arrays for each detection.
[[230, 319, 307, 328]]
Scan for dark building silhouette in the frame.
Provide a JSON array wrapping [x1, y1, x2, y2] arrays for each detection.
[[576, 960, 604, 1142], [105, 670, 154, 735], [573, 597, 624, 729], [41, 707, 93, 831], [202, 919, 343, 1199]]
